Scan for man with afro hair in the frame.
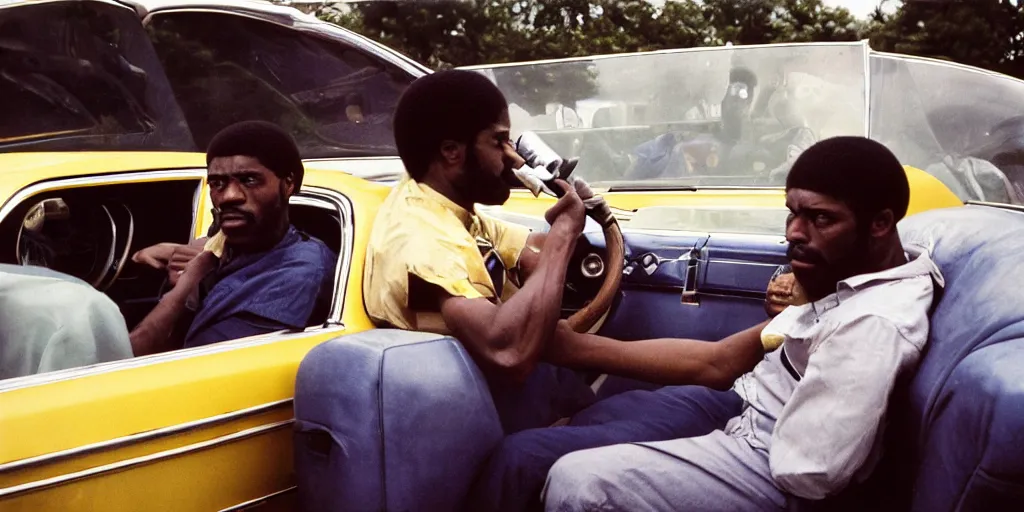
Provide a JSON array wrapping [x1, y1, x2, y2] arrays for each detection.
[[130, 121, 336, 356], [542, 136, 944, 511]]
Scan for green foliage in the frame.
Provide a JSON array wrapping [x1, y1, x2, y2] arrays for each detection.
[[866, 0, 1024, 78], [315, 0, 1024, 80]]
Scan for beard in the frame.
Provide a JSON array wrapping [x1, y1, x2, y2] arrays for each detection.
[[454, 146, 512, 206], [787, 233, 869, 300]]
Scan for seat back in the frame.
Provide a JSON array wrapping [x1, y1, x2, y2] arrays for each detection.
[[805, 205, 1024, 512], [897, 205, 1024, 510], [898, 205, 1024, 425], [293, 329, 503, 512]]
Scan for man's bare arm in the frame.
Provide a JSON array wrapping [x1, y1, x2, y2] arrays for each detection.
[[545, 319, 770, 390], [516, 232, 546, 281], [439, 223, 578, 383], [129, 252, 216, 356]]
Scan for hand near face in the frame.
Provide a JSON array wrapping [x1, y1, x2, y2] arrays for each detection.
[[132, 239, 206, 287], [765, 271, 809, 317], [544, 179, 586, 236], [176, 251, 219, 289]]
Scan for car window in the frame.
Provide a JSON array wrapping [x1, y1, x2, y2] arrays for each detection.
[[0, 1, 194, 152], [870, 54, 1024, 206], [0, 179, 345, 386], [147, 11, 415, 159]]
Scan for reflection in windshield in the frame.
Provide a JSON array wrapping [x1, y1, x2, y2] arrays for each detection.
[[149, 12, 414, 157], [479, 43, 868, 188], [0, 1, 194, 152], [476, 44, 1024, 205], [871, 55, 1024, 204]]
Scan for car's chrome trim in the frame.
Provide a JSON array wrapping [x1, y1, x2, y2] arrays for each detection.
[[300, 186, 355, 327], [219, 486, 297, 512], [0, 399, 293, 474], [0, 420, 294, 499], [0, 324, 346, 393], [0, 0, 128, 11], [965, 200, 1024, 213], [458, 40, 868, 70], [191, 176, 205, 237], [862, 39, 872, 138]]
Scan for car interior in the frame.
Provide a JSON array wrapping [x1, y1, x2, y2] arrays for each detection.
[[0, 177, 345, 335]]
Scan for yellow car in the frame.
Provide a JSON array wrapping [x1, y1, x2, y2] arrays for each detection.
[[1, 0, 1022, 508]]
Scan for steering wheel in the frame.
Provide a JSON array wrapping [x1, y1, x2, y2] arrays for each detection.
[[564, 204, 626, 334], [15, 198, 134, 291]]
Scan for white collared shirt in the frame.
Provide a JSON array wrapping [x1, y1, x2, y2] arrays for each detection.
[[724, 244, 944, 500]]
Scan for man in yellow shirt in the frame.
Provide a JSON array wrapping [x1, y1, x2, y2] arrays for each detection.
[[363, 70, 598, 433], [364, 70, 797, 511]]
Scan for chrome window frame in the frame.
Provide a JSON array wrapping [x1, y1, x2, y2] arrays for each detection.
[[0, 170, 356, 394]]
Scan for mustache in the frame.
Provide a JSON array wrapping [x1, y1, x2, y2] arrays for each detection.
[[786, 243, 826, 265], [216, 207, 255, 222]]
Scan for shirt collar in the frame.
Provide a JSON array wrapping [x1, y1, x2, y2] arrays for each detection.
[[839, 244, 942, 292], [807, 243, 943, 314], [410, 178, 475, 230]]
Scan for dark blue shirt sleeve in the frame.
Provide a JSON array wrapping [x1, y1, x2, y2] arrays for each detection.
[[185, 312, 293, 348]]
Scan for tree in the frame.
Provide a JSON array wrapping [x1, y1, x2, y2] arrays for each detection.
[[867, 0, 1024, 79], [317, 0, 1024, 80]]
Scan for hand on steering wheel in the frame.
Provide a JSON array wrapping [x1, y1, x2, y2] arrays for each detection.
[[544, 179, 587, 236], [552, 177, 625, 334]]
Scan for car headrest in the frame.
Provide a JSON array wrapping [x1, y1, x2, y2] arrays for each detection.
[[898, 205, 1024, 424], [293, 329, 503, 512]]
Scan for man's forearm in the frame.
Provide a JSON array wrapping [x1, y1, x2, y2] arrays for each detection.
[[129, 285, 194, 356], [549, 319, 770, 389], [442, 223, 577, 381], [488, 225, 576, 365]]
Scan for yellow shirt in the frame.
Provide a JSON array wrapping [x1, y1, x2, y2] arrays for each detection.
[[364, 176, 532, 331]]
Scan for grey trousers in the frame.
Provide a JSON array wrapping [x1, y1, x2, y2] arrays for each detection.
[[542, 430, 789, 511]]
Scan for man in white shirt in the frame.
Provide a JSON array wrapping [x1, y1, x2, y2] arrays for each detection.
[[542, 136, 944, 511]]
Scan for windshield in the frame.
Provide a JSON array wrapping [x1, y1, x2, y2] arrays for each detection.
[[471, 42, 868, 189], [148, 11, 415, 158], [870, 54, 1024, 204], [0, 0, 194, 153]]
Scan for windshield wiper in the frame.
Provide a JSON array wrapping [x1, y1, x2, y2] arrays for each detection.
[[606, 184, 698, 192]]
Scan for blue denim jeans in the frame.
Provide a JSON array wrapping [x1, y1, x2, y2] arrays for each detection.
[[466, 384, 744, 512]]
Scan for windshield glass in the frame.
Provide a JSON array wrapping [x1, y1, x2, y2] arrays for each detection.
[[472, 42, 868, 189], [148, 11, 415, 158], [870, 54, 1024, 204], [0, 0, 194, 153]]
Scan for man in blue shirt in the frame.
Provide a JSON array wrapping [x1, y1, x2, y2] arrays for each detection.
[[129, 121, 336, 356]]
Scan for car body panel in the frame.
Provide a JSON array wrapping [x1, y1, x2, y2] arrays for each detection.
[[0, 0, 1017, 509], [495, 164, 962, 223], [0, 152, 391, 510]]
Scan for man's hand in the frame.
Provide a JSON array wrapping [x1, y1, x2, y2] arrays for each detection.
[[132, 243, 178, 269], [177, 250, 219, 289], [765, 271, 808, 317], [544, 179, 586, 236], [568, 176, 614, 227], [133, 239, 206, 287], [129, 250, 217, 358]]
